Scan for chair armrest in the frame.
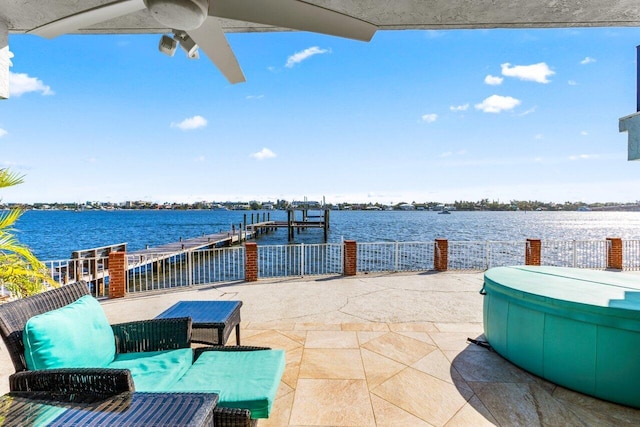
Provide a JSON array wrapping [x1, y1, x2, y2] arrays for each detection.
[[9, 368, 134, 397], [111, 317, 192, 353], [214, 406, 256, 427], [194, 345, 271, 361]]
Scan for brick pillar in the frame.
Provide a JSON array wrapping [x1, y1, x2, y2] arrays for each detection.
[[607, 237, 623, 270], [343, 240, 357, 276], [434, 239, 448, 271], [525, 239, 541, 266], [245, 242, 258, 282], [108, 251, 127, 299]]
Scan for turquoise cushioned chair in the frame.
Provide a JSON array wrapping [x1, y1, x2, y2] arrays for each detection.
[[0, 281, 283, 427]]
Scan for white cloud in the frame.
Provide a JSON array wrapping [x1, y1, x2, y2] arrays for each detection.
[[581, 57, 596, 65], [194, 156, 205, 162], [440, 149, 467, 158], [285, 47, 330, 68], [484, 75, 504, 85], [569, 154, 598, 160], [474, 95, 521, 113], [425, 31, 445, 39], [568, 80, 578, 86], [87, 157, 97, 163], [518, 106, 537, 116], [0, 128, 7, 138], [170, 115, 207, 131], [421, 113, 438, 123], [534, 134, 543, 140], [9, 72, 54, 97], [251, 148, 276, 160], [450, 104, 469, 112], [581, 131, 589, 136], [246, 95, 264, 100], [501, 62, 555, 83]]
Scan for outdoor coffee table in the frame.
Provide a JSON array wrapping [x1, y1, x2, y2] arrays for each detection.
[[156, 300, 243, 345], [0, 392, 218, 426]]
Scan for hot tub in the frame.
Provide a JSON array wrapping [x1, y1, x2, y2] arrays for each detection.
[[483, 266, 640, 408]]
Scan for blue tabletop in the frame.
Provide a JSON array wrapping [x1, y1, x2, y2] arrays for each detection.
[[156, 301, 242, 324]]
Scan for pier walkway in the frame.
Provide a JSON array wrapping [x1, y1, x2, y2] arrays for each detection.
[[55, 209, 331, 290]]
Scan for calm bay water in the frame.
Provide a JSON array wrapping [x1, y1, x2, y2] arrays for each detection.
[[13, 209, 640, 260]]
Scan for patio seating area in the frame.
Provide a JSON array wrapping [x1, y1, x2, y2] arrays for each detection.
[[1, 271, 640, 426]]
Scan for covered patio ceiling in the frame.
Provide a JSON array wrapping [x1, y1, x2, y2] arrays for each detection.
[[3, 0, 640, 34]]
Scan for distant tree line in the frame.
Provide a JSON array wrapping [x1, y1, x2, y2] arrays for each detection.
[[2, 199, 639, 212]]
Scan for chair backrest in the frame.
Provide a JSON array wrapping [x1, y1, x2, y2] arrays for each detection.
[[0, 282, 90, 372]]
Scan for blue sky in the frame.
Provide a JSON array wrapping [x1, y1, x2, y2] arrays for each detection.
[[2, 27, 640, 204]]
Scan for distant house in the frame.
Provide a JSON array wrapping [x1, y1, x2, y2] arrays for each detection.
[[398, 203, 415, 211], [229, 203, 251, 210], [291, 200, 322, 209], [262, 202, 275, 210]]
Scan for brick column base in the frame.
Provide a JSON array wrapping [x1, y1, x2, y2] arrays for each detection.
[[434, 239, 448, 271], [108, 251, 127, 299], [343, 240, 357, 276], [525, 239, 541, 266], [607, 237, 623, 270], [245, 242, 258, 282]]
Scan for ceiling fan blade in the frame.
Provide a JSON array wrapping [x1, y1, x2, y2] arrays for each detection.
[[187, 18, 246, 84], [210, 0, 376, 42], [28, 0, 146, 39]]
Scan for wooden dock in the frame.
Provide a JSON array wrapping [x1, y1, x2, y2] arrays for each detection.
[[61, 208, 331, 291]]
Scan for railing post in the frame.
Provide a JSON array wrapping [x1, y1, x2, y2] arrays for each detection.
[[434, 239, 448, 271], [343, 240, 357, 276], [525, 239, 541, 266], [572, 240, 577, 268], [606, 237, 623, 270], [245, 242, 258, 281], [395, 242, 399, 272], [187, 251, 193, 286], [485, 241, 491, 269], [300, 243, 305, 276], [108, 251, 127, 299]]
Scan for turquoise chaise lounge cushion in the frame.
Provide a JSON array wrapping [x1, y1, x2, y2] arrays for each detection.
[[108, 349, 193, 392], [170, 349, 286, 419], [23, 295, 116, 370]]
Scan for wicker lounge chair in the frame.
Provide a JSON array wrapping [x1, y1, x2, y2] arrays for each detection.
[[0, 281, 282, 427]]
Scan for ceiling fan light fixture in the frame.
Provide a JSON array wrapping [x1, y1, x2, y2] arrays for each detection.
[[158, 34, 177, 56], [144, 0, 208, 30], [173, 31, 199, 59]]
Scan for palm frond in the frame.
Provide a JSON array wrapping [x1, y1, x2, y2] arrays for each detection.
[[0, 208, 22, 232], [0, 169, 24, 189]]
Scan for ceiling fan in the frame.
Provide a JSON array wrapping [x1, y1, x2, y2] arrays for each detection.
[[28, 0, 377, 84]]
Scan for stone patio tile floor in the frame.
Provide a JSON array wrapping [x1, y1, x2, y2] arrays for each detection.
[[1, 271, 640, 425]]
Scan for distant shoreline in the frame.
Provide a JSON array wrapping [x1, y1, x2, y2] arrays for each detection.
[[5, 205, 640, 212]]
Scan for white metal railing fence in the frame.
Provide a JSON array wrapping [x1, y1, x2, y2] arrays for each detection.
[[127, 247, 245, 293], [357, 242, 435, 273], [258, 243, 343, 278], [447, 241, 527, 270], [43, 257, 110, 298], [39, 239, 633, 298], [541, 240, 609, 269], [623, 240, 640, 270]]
